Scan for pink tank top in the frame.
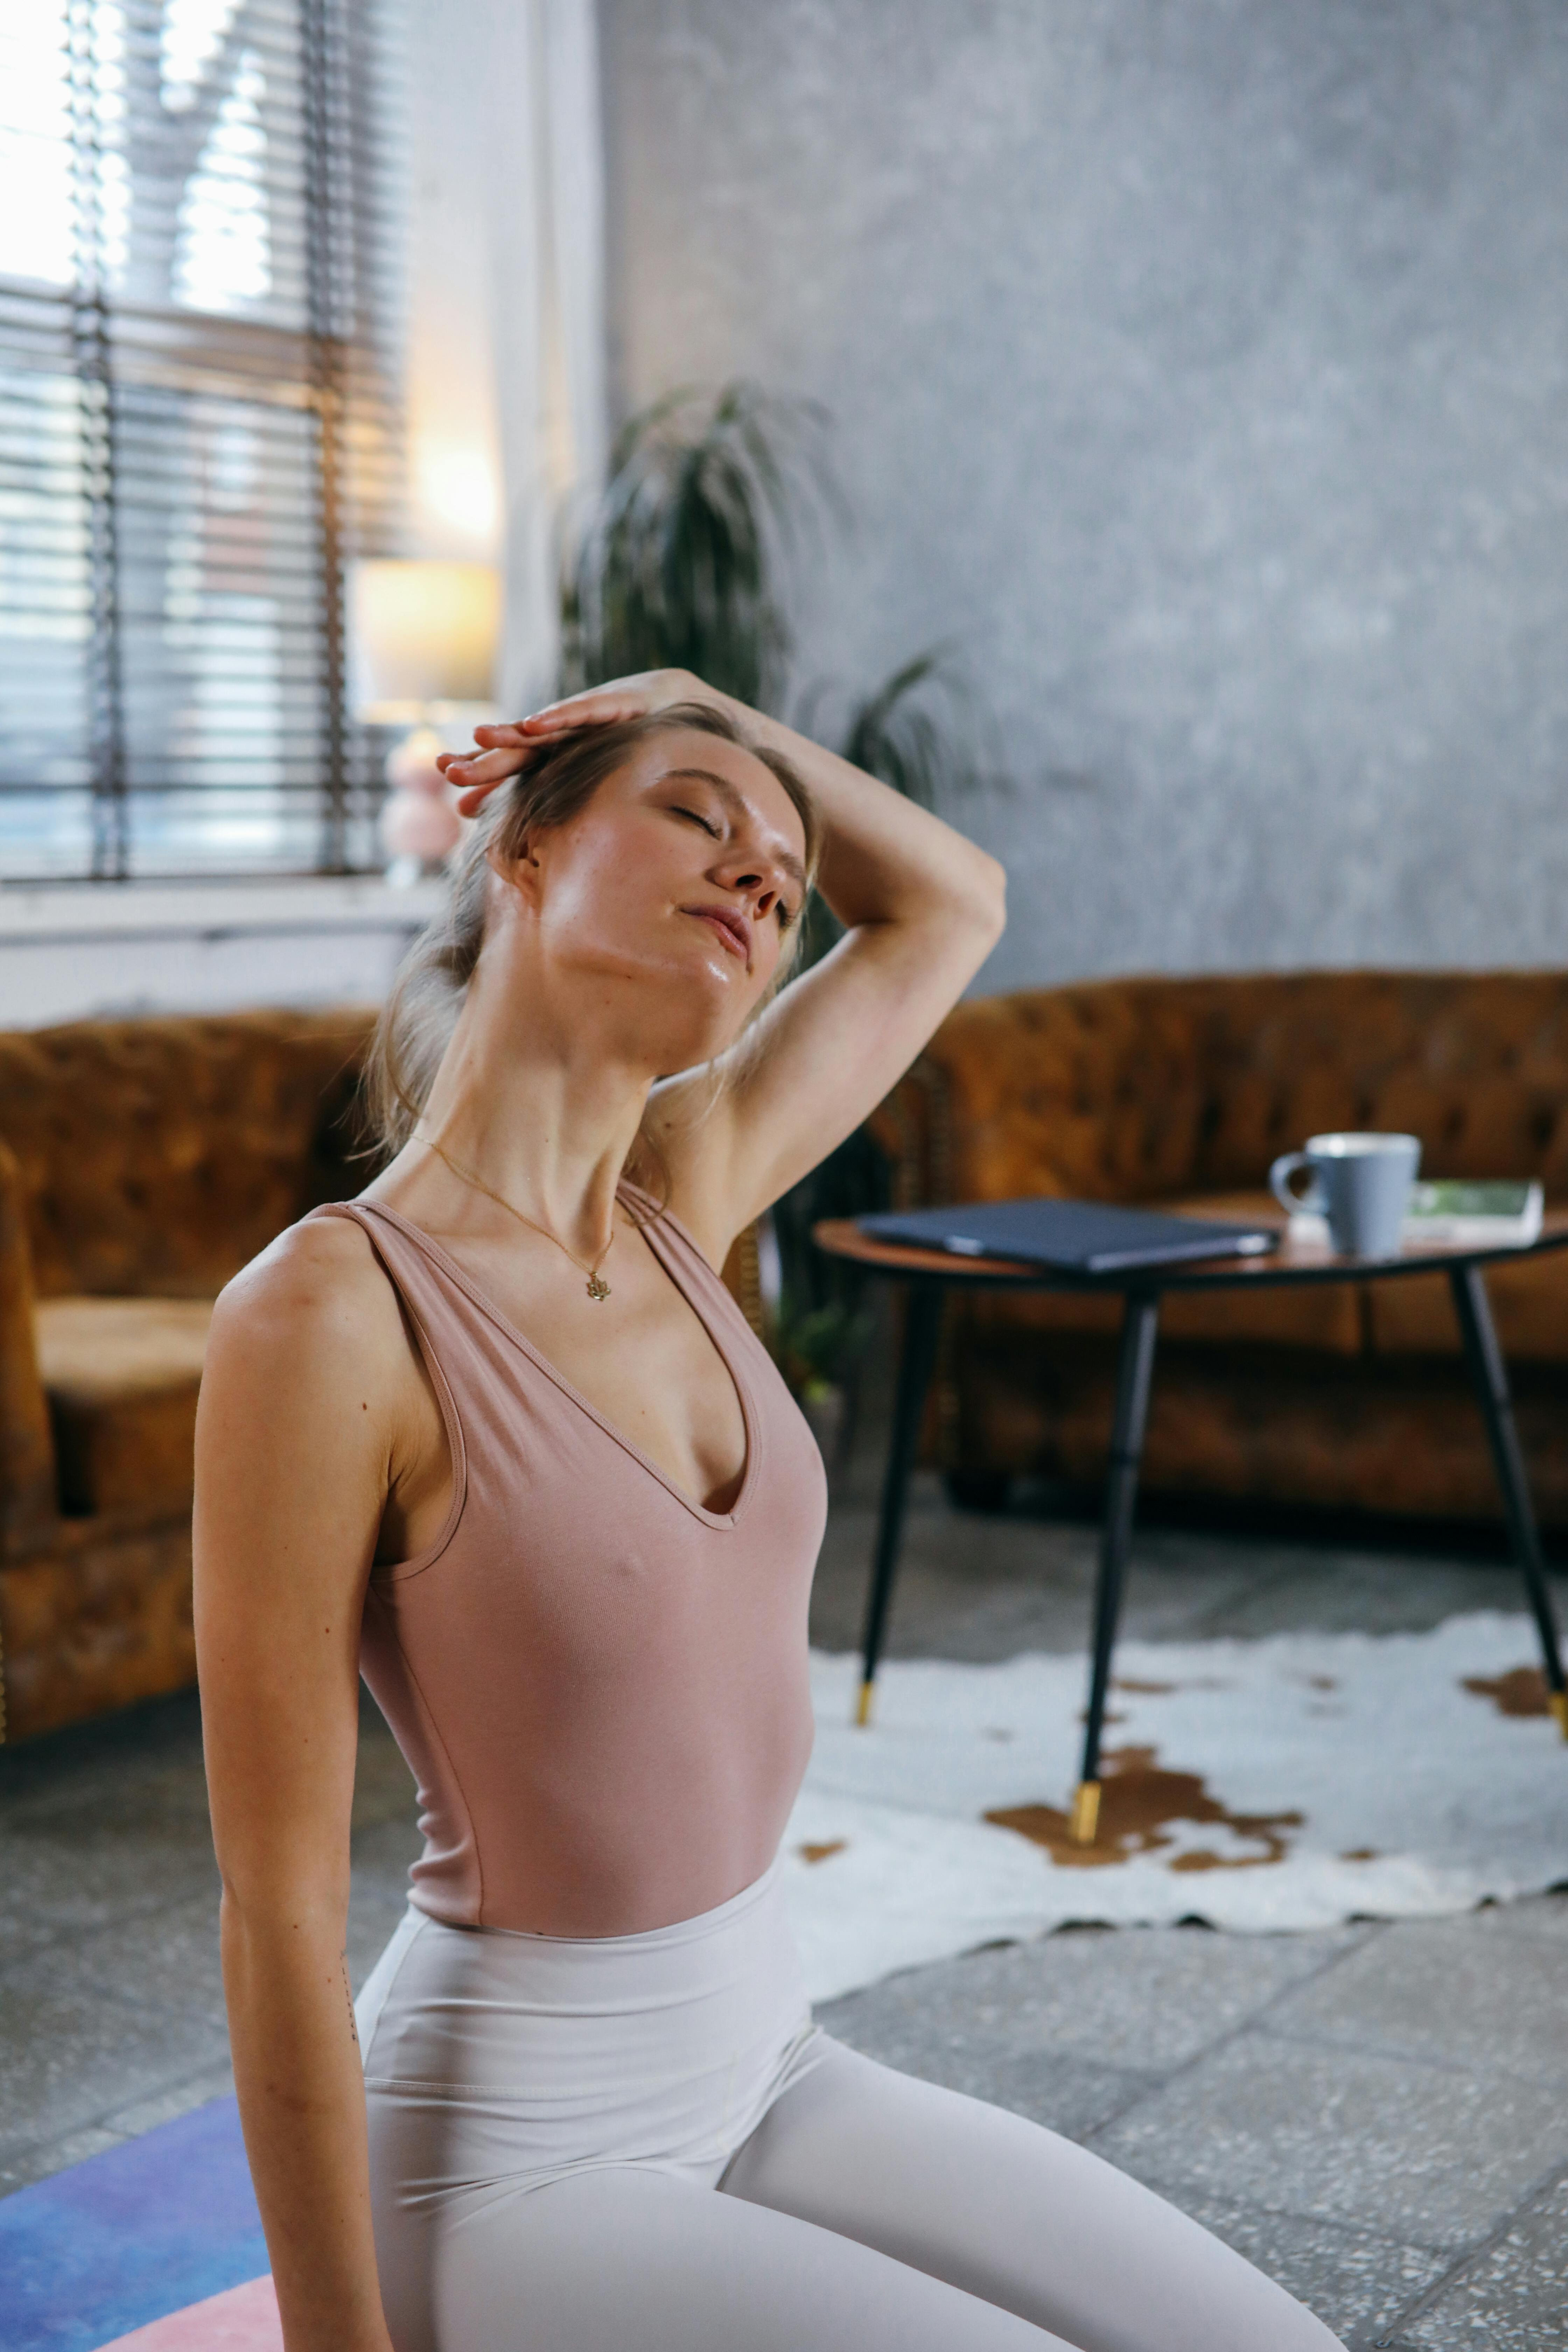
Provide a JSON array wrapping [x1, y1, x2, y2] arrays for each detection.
[[310, 1191, 828, 1937]]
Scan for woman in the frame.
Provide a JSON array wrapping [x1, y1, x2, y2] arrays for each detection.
[[195, 669, 1341, 2352]]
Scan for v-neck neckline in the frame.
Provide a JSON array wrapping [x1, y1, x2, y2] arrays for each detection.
[[353, 1192, 760, 1530]]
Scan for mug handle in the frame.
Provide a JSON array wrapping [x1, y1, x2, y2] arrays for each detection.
[[1269, 1150, 1323, 1217]]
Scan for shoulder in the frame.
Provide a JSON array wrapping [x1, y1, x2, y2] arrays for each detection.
[[195, 1214, 425, 1611], [205, 1210, 408, 1405]]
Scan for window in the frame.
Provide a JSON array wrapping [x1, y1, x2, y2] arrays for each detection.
[[0, 0, 402, 882]]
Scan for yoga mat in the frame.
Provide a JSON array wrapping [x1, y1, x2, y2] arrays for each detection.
[[95, 2277, 280, 2351], [0, 2098, 267, 2352]]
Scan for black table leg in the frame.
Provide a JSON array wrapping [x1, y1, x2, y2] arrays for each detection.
[[856, 1281, 944, 1727], [1072, 1292, 1162, 1842], [1449, 1262, 1568, 1738]]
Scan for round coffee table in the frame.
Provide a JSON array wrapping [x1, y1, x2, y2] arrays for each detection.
[[813, 1209, 1568, 1845]]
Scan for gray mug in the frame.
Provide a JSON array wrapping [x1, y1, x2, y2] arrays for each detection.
[[1268, 1131, 1422, 1258]]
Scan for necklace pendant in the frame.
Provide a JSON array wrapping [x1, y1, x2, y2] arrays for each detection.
[[585, 1272, 611, 1302]]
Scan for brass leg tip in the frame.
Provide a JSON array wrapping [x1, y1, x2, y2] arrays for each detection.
[[855, 1681, 875, 1729], [1069, 1781, 1101, 1846], [1550, 1690, 1568, 1741]]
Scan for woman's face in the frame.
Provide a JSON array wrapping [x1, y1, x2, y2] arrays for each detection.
[[498, 728, 810, 1065]]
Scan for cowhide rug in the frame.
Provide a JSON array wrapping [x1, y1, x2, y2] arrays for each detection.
[[782, 1611, 1568, 2001]]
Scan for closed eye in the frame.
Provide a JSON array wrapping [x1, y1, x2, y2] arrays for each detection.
[[671, 800, 796, 927]]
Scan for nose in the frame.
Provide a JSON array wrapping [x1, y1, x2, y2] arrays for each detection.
[[713, 850, 785, 922]]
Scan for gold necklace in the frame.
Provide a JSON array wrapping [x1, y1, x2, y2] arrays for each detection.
[[419, 1134, 617, 1301]]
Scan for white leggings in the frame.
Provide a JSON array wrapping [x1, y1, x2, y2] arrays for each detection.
[[356, 1863, 1343, 2352]]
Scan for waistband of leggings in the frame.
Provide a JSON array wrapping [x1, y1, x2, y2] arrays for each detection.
[[407, 1849, 785, 1960]]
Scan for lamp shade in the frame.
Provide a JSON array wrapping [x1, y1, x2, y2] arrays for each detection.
[[349, 559, 501, 719]]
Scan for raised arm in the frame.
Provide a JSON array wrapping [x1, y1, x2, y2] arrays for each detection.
[[679, 687, 1006, 1241], [443, 670, 1006, 1260], [194, 1223, 425, 2352]]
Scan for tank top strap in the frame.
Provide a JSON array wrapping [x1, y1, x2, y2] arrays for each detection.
[[311, 1189, 761, 1443], [306, 1197, 482, 1342], [619, 1182, 730, 1306], [305, 1197, 495, 1429]]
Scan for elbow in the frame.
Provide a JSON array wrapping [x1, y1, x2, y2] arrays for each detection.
[[217, 1857, 350, 1944], [985, 854, 1008, 939], [927, 850, 1003, 967], [966, 851, 1007, 950]]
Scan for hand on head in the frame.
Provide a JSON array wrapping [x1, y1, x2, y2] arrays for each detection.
[[436, 671, 711, 816]]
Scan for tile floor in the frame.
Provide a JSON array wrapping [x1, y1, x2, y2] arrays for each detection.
[[2, 1429, 1566, 2351]]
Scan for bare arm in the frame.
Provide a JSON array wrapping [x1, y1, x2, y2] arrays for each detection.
[[195, 1223, 420, 2352], [673, 687, 1006, 1242], [444, 670, 1006, 1260]]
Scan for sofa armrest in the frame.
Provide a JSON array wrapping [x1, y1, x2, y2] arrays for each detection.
[[0, 1140, 56, 1553]]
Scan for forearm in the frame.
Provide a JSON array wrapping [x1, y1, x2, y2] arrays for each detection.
[[222, 1892, 392, 2352], [713, 691, 1005, 938], [441, 667, 1004, 941]]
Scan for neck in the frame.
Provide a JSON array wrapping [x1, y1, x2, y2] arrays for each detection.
[[396, 944, 658, 1259]]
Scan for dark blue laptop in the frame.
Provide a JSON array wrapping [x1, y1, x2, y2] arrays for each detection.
[[857, 1198, 1279, 1276]]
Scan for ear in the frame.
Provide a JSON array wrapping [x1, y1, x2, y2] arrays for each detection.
[[485, 830, 543, 902]]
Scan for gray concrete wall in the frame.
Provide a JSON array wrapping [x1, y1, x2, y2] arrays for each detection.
[[599, 0, 1568, 992]]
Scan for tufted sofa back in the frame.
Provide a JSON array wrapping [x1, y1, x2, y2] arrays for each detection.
[[0, 1008, 378, 1298], [870, 971, 1568, 1208]]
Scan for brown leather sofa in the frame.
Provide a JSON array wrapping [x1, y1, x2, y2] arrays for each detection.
[[866, 972, 1568, 1529], [0, 1009, 374, 1742]]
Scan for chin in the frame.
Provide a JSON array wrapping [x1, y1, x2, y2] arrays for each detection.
[[583, 925, 766, 1070]]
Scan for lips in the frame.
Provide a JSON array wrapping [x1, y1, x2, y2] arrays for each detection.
[[684, 905, 750, 963]]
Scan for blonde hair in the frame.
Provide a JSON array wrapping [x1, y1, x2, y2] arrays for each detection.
[[363, 702, 821, 1172]]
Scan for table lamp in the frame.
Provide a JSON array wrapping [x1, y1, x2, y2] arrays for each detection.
[[349, 559, 502, 883]]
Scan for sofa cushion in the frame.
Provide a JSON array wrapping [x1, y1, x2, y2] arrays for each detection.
[[35, 1298, 213, 1516]]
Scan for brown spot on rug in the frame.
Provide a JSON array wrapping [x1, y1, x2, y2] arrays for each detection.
[[1463, 1666, 1551, 1718], [985, 1746, 1303, 1871]]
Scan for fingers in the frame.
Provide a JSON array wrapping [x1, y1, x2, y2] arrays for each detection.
[[434, 744, 528, 785], [519, 689, 647, 731], [436, 739, 534, 817], [432, 680, 662, 817], [453, 779, 503, 817]]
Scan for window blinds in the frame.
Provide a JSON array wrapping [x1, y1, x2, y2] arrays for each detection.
[[0, 0, 402, 881]]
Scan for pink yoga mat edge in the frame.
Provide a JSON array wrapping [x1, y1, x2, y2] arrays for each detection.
[[93, 2274, 279, 2351]]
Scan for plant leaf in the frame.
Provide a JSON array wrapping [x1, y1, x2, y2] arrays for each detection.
[[561, 382, 838, 710]]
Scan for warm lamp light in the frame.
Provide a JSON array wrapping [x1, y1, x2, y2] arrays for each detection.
[[347, 559, 503, 883], [349, 559, 501, 722]]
